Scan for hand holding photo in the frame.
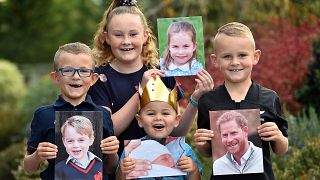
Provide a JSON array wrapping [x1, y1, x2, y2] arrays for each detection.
[[123, 137, 187, 179], [210, 109, 264, 176], [157, 16, 205, 77], [55, 111, 103, 180]]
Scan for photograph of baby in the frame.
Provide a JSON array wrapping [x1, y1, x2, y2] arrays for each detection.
[[123, 137, 187, 179], [209, 109, 264, 176], [55, 111, 103, 180], [157, 16, 205, 77]]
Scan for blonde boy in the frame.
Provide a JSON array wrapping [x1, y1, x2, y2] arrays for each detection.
[[194, 22, 288, 179]]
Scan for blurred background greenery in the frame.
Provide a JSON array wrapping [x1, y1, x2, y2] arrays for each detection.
[[0, 0, 320, 179]]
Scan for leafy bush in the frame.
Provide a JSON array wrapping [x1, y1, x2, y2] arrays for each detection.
[[272, 107, 320, 179], [20, 75, 59, 137], [0, 141, 25, 180], [296, 37, 320, 116], [273, 137, 320, 180], [0, 59, 26, 150]]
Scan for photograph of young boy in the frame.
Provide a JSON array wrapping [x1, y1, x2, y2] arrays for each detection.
[[158, 16, 205, 77], [55, 113, 103, 179]]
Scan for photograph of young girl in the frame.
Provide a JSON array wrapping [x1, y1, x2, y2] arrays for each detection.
[[158, 16, 205, 77], [54, 111, 103, 180]]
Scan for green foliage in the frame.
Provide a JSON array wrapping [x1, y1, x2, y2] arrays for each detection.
[[273, 137, 320, 180], [20, 75, 59, 136], [0, 141, 25, 180], [0, 60, 26, 150], [296, 37, 320, 115], [12, 142, 47, 180], [272, 107, 320, 179], [0, 0, 102, 64], [286, 107, 320, 148]]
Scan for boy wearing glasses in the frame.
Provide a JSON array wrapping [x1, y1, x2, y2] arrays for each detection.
[[23, 42, 119, 180]]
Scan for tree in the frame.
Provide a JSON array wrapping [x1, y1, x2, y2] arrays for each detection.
[[296, 37, 320, 115], [0, 59, 25, 150], [0, 0, 102, 64], [252, 18, 320, 112]]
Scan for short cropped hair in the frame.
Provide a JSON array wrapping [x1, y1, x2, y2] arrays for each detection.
[[61, 115, 94, 139], [216, 111, 248, 133], [213, 22, 256, 50], [53, 42, 95, 70]]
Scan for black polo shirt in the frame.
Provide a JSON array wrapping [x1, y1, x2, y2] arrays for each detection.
[[26, 95, 113, 180], [198, 82, 288, 180]]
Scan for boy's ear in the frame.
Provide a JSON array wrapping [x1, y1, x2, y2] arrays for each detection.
[[210, 54, 218, 68], [50, 71, 60, 84], [135, 114, 144, 128], [174, 114, 182, 128], [90, 136, 95, 146], [253, 49, 261, 65], [90, 73, 99, 86]]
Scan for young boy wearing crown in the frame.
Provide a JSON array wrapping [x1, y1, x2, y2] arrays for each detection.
[[116, 75, 202, 180]]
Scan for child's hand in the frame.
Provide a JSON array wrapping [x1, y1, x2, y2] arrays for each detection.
[[36, 142, 58, 161], [194, 129, 214, 147], [177, 157, 198, 174], [120, 157, 150, 178], [100, 136, 119, 154], [257, 122, 282, 142], [192, 69, 214, 100], [141, 68, 164, 89], [124, 140, 141, 156]]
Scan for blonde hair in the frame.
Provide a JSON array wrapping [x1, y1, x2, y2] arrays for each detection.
[[162, 21, 197, 70], [93, 0, 158, 67], [53, 42, 95, 70], [213, 22, 256, 50], [61, 115, 94, 139]]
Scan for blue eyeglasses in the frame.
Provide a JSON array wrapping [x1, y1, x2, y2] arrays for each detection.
[[57, 68, 94, 77]]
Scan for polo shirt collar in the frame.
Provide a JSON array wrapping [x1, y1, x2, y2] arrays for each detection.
[[54, 95, 96, 107]]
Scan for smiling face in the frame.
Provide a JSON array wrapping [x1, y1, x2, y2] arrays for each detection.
[[169, 31, 196, 66], [219, 119, 249, 160], [105, 13, 148, 68], [50, 52, 98, 106], [211, 34, 260, 85], [62, 125, 94, 163], [136, 101, 181, 140]]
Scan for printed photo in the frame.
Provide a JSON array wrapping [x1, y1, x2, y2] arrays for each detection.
[[55, 111, 103, 180], [157, 16, 205, 77], [209, 109, 264, 176], [123, 137, 187, 179]]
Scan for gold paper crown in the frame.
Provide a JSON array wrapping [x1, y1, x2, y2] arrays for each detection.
[[140, 75, 178, 111]]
